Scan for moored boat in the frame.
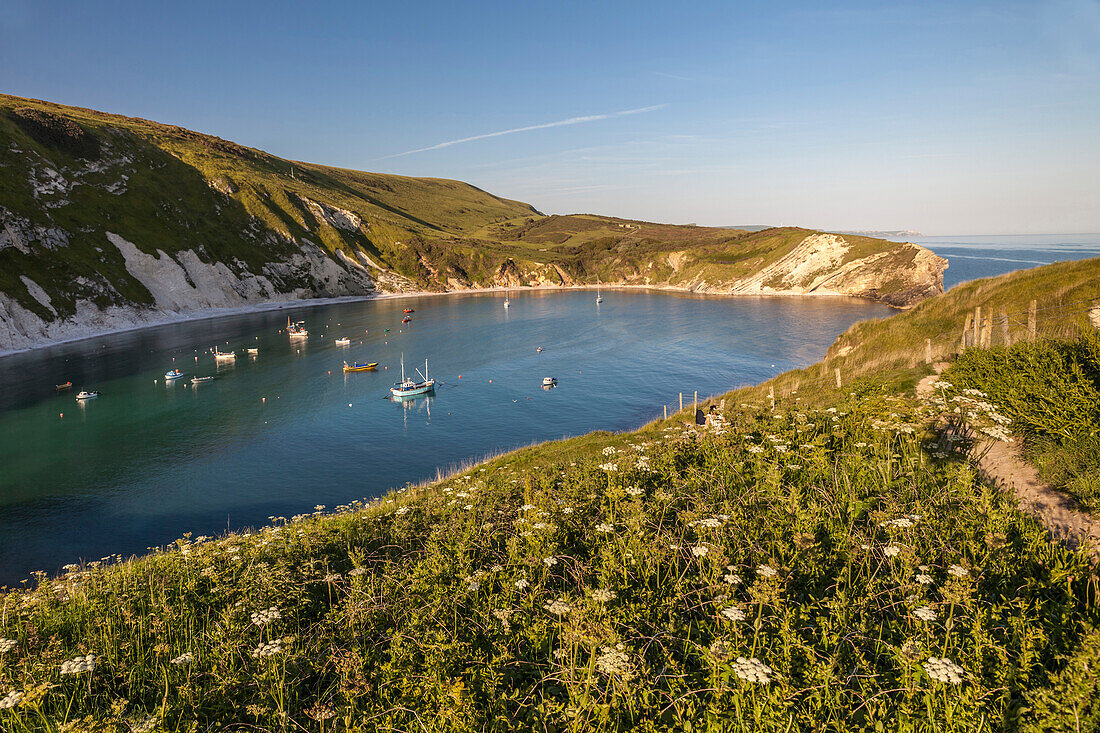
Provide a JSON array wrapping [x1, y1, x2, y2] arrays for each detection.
[[287, 317, 309, 338], [403, 308, 414, 313], [335, 337, 351, 346], [402, 316, 411, 323], [343, 361, 378, 373], [191, 376, 214, 384], [75, 390, 99, 400], [56, 381, 72, 391], [212, 348, 236, 360], [246, 347, 259, 355], [390, 356, 435, 398], [165, 369, 185, 380], [542, 376, 557, 386]]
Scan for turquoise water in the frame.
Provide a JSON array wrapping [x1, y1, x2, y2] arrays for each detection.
[[0, 290, 891, 584]]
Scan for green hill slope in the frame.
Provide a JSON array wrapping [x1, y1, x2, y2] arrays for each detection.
[[0, 95, 944, 353]]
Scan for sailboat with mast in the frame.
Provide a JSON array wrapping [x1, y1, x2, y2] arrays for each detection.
[[390, 354, 436, 398], [596, 277, 603, 303], [503, 287, 510, 308]]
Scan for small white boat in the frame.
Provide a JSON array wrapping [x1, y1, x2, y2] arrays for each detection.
[[391, 355, 435, 398], [246, 348, 259, 355], [596, 277, 603, 304], [212, 348, 236, 360], [165, 369, 185, 380], [75, 390, 99, 400], [542, 376, 557, 386], [504, 287, 510, 308], [334, 337, 351, 346], [191, 376, 214, 384]]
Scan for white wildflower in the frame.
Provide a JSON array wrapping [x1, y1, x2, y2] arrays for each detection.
[[691, 545, 709, 558], [0, 690, 23, 709], [757, 564, 778, 578], [721, 606, 746, 622], [170, 652, 194, 665], [130, 715, 158, 733], [0, 639, 16, 654], [732, 656, 773, 684], [396, 506, 411, 516], [884, 545, 901, 558], [544, 599, 571, 615], [625, 486, 645, 497], [913, 605, 938, 622], [598, 462, 619, 472], [948, 564, 969, 578], [591, 588, 617, 603], [348, 567, 369, 577], [747, 445, 765, 454], [515, 578, 530, 590], [723, 572, 742, 585], [251, 640, 284, 658], [250, 607, 282, 627], [595, 644, 637, 681], [543, 556, 559, 567], [923, 657, 964, 684], [916, 573, 933, 585], [595, 523, 615, 533], [601, 446, 618, 455], [60, 655, 96, 675]]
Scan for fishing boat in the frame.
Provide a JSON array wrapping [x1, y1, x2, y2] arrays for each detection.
[[191, 376, 214, 384], [75, 390, 99, 400], [246, 347, 259, 355], [343, 361, 378, 373], [542, 376, 557, 386], [402, 316, 411, 323], [390, 356, 435, 398], [334, 337, 351, 346], [55, 381, 72, 391], [286, 318, 309, 338], [403, 308, 414, 314], [212, 348, 236, 360], [165, 369, 185, 380], [596, 277, 603, 304]]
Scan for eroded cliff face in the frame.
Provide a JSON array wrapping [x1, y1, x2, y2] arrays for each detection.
[[639, 233, 946, 308]]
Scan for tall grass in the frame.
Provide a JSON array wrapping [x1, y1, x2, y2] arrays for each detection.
[[1, 393, 1098, 731]]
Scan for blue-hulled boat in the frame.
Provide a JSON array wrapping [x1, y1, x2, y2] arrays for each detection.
[[390, 356, 435, 398]]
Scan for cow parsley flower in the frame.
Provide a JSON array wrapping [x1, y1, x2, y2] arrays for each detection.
[[544, 599, 571, 615], [923, 657, 964, 684], [170, 652, 194, 665], [884, 545, 901, 558], [514, 578, 530, 590], [691, 545, 709, 557], [625, 486, 645, 497], [595, 523, 614, 533], [732, 656, 772, 684], [0, 691, 23, 709], [0, 638, 16, 654], [723, 572, 742, 585], [591, 588, 617, 603], [757, 564, 778, 578], [251, 640, 284, 658], [595, 644, 636, 681], [60, 655, 96, 675], [947, 564, 969, 578], [250, 607, 282, 627], [543, 556, 559, 567], [721, 606, 746, 622], [916, 573, 933, 585], [913, 605, 937, 622]]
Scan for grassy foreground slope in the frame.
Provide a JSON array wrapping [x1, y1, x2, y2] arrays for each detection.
[[1, 263, 1099, 731]]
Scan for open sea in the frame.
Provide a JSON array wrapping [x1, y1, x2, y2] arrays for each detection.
[[0, 233, 1095, 584]]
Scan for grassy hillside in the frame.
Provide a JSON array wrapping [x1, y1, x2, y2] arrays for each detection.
[[0, 95, 941, 331]]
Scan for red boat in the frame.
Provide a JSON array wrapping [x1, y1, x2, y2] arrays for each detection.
[[403, 308, 414, 313], [56, 381, 72, 391], [402, 316, 412, 323]]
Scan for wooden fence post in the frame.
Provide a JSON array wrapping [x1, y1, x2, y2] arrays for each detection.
[[693, 391, 698, 410], [925, 338, 932, 364], [679, 392, 683, 412], [962, 312, 973, 349], [834, 368, 841, 389], [1028, 300, 1037, 341], [768, 386, 775, 409], [973, 306, 981, 346], [1000, 306, 1009, 345], [664, 404, 667, 420], [981, 316, 992, 348]]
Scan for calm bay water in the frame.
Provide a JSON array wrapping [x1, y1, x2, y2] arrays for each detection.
[[0, 290, 891, 584]]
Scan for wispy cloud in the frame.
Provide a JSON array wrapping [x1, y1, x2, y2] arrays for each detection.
[[378, 105, 667, 159]]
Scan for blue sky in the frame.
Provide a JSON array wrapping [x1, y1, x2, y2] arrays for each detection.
[[1, 0, 1098, 234]]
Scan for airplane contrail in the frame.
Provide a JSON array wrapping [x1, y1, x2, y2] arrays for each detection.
[[378, 104, 667, 159]]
